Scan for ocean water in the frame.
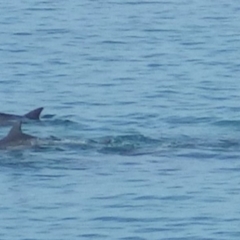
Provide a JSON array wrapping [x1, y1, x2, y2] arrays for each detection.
[[1, 0, 240, 239]]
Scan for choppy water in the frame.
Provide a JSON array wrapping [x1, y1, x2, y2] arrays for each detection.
[[1, 0, 240, 239]]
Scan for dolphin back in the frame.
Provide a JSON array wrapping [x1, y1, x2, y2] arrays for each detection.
[[0, 121, 36, 148], [24, 107, 44, 120]]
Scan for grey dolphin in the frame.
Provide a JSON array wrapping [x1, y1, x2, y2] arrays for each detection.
[[0, 107, 43, 125], [0, 121, 37, 148]]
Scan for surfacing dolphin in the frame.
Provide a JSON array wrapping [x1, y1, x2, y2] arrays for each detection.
[[0, 107, 43, 125], [0, 121, 37, 148]]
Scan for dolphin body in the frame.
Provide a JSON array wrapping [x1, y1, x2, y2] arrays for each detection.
[[0, 121, 37, 148], [0, 107, 43, 125]]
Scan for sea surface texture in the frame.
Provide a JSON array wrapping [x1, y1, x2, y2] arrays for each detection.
[[1, 0, 240, 239]]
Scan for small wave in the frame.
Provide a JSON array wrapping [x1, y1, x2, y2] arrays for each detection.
[[93, 134, 160, 155], [41, 114, 55, 119], [34, 133, 161, 156], [39, 118, 80, 128], [97, 134, 159, 145], [213, 120, 240, 128]]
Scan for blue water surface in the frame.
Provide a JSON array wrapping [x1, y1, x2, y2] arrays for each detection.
[[1, 0, 240, 239]]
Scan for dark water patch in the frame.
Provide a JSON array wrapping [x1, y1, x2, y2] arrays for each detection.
[[26, 7, 58, 11], [0, 155, 44, 170], [160, 195, 193, 201], [214, 231, 240, 238], [215, 167, 240, 173], [216, 139, 240, 149], [106, 203, 145, 209], [113, 77, 135, 82], [92, 193, 136, 201], [147, 63, 163, 68], [181, 41, 205, 46], [133, 195, 163, 201], [78, 233, 108, 239], [189, 216, 217, 225], [120, 237, 146, 240], [202, 16, 229, 21], [125, 178, 147, 184], [47, 59, 68, 65], [99, 145, 136, 155], [7, 49, 28, 53], [112, 1, 170, 5], [176, 151, 218, 160], [143, 53, 166, 58], [101, 40, 127, 45], [213, 120, 240, 129], [160, 237, 212, 240], [12, 32, 32, 36], [92, 216, 163, 223], [144, 28, 177, 33], [13, 73, 28, 77], [137, 227, 169, 233], [37, 28, 70, 35], [164, 116, 211, 125]]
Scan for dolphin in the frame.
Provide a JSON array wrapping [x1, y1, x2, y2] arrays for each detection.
[[0, 107, 43, 125], [0, 121, 37, 148]]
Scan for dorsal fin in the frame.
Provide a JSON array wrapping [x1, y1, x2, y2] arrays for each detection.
[[24, 107, 44, 120], [7, 121, 23, 138]]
